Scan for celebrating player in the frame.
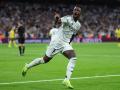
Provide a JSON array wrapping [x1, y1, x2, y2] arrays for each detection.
[[49, 11, 61, 43], [22, 6, 81, 89]]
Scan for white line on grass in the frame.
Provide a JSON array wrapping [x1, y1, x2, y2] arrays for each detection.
[[0, 74, 120, 85]]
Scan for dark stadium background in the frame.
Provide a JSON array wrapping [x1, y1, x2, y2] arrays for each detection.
[[0, 0, 120, 43], [1, 0, 120, 5]]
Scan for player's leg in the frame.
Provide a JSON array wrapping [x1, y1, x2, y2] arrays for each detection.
[[18, 37, 26, 56], [63, 50, 76, 79], [22, 38, 25, 55], [62, 45, 77, 89], [8, 39, 12, 47], [22, 43, 61, 76], [26, 55, 52, 69], [25, 44, 58, 69], [118, 38, 120, 47], [22, 44, 25, 54], [13, 38, 17, 47], [22, 44, 25, 55], [22, 55, 52, 76], [18, 44, 22, 56], [18, 38, 22, 56], [20, 44, 25, 56]]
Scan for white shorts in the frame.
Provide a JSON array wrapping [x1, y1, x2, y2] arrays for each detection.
[[45, 41, 73, 57]]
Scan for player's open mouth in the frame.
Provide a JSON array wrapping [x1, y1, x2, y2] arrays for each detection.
[[74, 13, 79, 16]]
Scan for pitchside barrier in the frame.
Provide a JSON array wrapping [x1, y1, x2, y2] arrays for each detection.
[[0, 37, 119, 44]]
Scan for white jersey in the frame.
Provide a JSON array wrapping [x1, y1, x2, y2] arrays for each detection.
[[56, 15, 81, 43], [46, 16, 81, 57], [49, 28, 59, 42]]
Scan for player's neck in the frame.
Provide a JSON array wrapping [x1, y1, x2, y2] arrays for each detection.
[[73, 17, 78, 22]]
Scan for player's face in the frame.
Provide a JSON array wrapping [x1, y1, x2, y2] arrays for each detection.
[[73, 7, 81, 19]]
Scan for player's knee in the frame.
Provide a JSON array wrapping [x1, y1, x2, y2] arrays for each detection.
[[63, 50, 76, 59], [69, 57, 77, 64], [70, 57, 77, 61], [43, 55, 52, 63], [44, 59, 51, 63]]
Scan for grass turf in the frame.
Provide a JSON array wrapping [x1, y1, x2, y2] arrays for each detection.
[[0, 43, 120, 90]]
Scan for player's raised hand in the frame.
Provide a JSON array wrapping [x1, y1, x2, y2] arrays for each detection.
[[54, 13, 61, 26], [54, 13, 60, 21]]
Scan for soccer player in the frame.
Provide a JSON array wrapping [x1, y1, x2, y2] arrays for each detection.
[[115, 26, 120, 47], [8, 26, 17, 47], [22, 6, 81, 89], [49, 11, 61, 42], [17, 22, 25, 56]]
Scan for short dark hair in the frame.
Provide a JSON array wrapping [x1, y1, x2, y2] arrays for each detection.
[[74, 6, 81, 12]]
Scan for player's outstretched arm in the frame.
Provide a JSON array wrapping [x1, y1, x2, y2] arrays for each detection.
[[54, 13, 61, 26]]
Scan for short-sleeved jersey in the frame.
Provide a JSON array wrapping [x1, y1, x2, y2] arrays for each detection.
[[46, 15, 81, 57], [115, 28, 120, 38], [49, 28, 59, 42], [17, 26, 25, 38], [9, 29, 15, 38], [56, 15, 81, 43]]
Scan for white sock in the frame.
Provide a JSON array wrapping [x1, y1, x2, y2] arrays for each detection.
[[26, 58, 45, 69], [65, 57, 76, 80]]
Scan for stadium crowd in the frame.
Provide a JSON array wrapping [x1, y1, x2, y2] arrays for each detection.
[[0, 2, 120, 41]]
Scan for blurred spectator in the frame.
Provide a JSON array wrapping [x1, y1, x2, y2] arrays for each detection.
[[0, 2, 119, 40]]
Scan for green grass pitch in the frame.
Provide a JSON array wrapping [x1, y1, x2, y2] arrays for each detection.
[[0, 43, 120, 90]]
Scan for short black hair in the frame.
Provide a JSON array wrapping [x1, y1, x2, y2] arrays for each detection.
[[74, 6, 81, 12]]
